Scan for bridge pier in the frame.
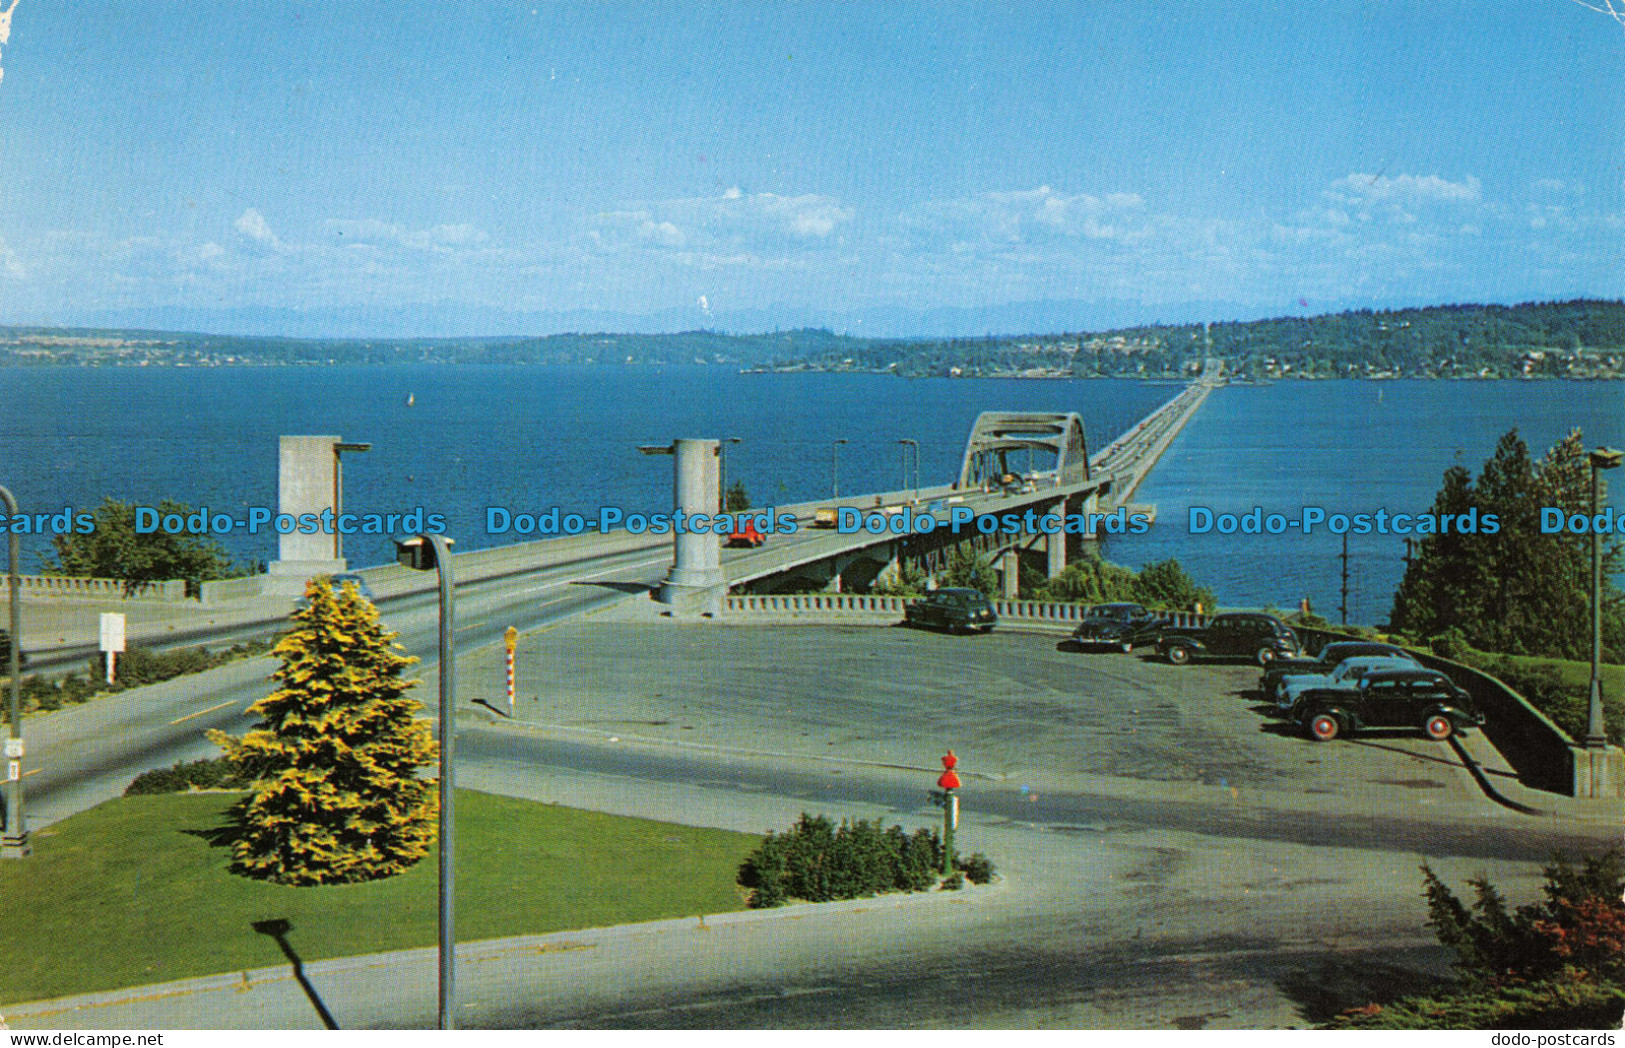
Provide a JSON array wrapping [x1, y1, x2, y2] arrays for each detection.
[[1046, 497, 1068, 579], [1000, 550, 1020, 599], [658, 439, 725, 615]]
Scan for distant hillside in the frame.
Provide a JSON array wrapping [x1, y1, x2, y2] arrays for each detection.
[[0, 327, 872, 368], [762, 299, 1625, 380], [0, 299, 1619, 379]]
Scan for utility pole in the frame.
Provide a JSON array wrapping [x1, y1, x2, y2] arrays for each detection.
[[1339, 531, 1350, 627]]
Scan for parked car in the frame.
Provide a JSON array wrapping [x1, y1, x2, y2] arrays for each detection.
[[726, 519, 766, 548], [1290, 668, 1485, 742], [904, 588, 997, 633], [1260, 640, 1413, 704], [1275, 654, 1422, 710], [1070, 602, 1164, 653], [1157, 612, 1299, 666]]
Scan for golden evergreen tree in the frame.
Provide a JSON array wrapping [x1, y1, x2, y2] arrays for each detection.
[[208, 579, 438, 885]]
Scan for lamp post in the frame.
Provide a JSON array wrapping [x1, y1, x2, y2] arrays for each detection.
[[394, 533, 457, 1028], [1, 485, 25, 859], [899, 439, 920, 503], [718, 437, 742, 512], [1586, 447, 1622, 749], [831, 439, 848, 499]]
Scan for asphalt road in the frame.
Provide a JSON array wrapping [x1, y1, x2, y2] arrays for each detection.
[[15, 542, 670, 829], [8, 615, 1618, 1030]]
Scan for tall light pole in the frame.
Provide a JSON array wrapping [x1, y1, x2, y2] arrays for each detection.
[[1586, 447, 1621, 749], [899, 439, 920, 503], [718, 437, 741, 511], [1, 485, 26, 859], [395, 533, 457, 1028], [831, 439, 848, 499]]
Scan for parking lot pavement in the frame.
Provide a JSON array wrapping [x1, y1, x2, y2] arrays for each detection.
[[476, 621, 1505, 819]]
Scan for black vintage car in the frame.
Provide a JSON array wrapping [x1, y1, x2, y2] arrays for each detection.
[[1290, 668, 1484, 742], [1069, 602, 1164, 653], [904, 588, 997, 633], [1259, 640, 1413, 704], [1157, 612, 1299, 666]]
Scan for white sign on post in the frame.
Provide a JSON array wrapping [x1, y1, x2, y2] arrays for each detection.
[[99, 612, 126, 653], [3, 737, 20, 758], [6, 760, 18, 782], [100, 612, 127, 684]]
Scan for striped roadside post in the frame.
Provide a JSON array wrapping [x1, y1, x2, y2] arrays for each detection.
[[504, 626, 518, 717]]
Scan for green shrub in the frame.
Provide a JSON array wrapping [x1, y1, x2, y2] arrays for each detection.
[[1429, 627, 1472, 663], [1331, 977, 1625, 1030], [738, 814, 960, 908], [940, 872, 964, 891], [125, 757, 256, 796], [1329, 851, 1625, 1029], [958, 852, 996, 884]]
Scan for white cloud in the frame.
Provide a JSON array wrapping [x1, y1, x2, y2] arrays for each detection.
[[324, 219, 489, 252], [233, 208, 286, 251], [1326, 173, 1481, 205], [904, 186, 1148, 245], [589, 189, 854, 256]]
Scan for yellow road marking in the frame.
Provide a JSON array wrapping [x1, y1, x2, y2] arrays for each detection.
[[169, 699, 238, 725]]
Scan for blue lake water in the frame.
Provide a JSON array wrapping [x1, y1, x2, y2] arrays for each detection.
[[0, 366, 1619, 625]]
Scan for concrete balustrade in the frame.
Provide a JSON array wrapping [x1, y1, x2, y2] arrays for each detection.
[[721, 593, 1209, 629], [0, 574, 187, 602]]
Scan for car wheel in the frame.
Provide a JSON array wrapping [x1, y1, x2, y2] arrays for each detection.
[[1423, 714, 1454, 741], [1306, 712, 1341, 741], [1255, 647, 1277, 667], [1165, 644, 1192, 665]]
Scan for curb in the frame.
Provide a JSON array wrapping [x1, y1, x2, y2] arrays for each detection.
[[0, 876, 1007, 1025]]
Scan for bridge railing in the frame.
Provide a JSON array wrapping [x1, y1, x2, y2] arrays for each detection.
[[722, 593, 1208, 629], [0, 574, 188, 603]]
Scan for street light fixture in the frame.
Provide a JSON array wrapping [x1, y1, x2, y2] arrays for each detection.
[[1586, 447, 1622, 750], [898, 439, 920, 504], [1, 485, 26, 859], [394, 532, 457, 1028], [831, 439, 848, 499], [718, 437, 742, 512]]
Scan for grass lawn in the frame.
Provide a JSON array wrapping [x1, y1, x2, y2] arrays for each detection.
[[0, 789, 759, 1006]]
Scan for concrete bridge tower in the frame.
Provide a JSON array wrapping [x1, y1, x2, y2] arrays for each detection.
[[264, 435, 367, 596], [654, 438, 725, 615]]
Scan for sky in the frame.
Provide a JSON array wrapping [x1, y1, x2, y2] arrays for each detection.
[[0, 1, 1619, 336]]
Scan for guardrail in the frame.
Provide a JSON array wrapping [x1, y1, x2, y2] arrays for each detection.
[[722, 593, 1208, 628], [0, 574, 188, 602]]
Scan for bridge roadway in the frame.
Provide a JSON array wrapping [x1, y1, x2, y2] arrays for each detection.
[[13, 377, 1222, 829], [16, 371, 1217, 668]]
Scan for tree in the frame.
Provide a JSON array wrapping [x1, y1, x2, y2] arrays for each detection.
[[207, 580, 438, 885], [1390, 428, 1623, 660], [1130, 558, 1217, 612], [724, 480, 751, 512], [942, 545, 997, 598], [1033, 552, 1135, 603], [47, 497, 242, 594]]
